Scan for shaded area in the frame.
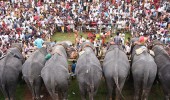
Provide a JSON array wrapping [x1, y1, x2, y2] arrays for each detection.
[[0, 77, 165, 100]]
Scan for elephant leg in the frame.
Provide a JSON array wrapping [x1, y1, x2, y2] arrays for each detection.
[[141, 84, 153, 100], [162, 87, 170, 100], [48, 89, 59, 100], [89, 91, 94, 100], [106, 78, 114, 100], [62, 90, 68, 100], [24, 78, 36, 99], [133, 78, 142, 100], [141, 89, 150, 100], [34, 77, 42, 100], [160, 79, 170, 100], [6, 80, 18, 100], [44, 83, 58, 100], [5, 98, 9, 100], [79, 83, 86, 100], [0, 85, 9, 99]]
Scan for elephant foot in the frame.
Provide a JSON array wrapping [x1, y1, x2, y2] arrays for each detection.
[[109, 97, 112, 100], [5, 98, 9, 100], [32, 97, 35, 100], [165, 95, 170, 100], [35, 97, 40, 100], [40, 95, 44, 98], [10, 98, 14, 100], [134, 96, 139, 100]]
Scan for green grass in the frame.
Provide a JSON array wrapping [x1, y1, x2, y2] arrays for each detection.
[[67, 78, 164, 100], [51, 32, 88, 43], [0, 79, 164, 100], [51, 32, 131, 44]]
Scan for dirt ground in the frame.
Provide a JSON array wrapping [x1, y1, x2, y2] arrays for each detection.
[[23, 86, 52, 100]]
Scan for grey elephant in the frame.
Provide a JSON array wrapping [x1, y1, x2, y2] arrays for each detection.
[[103, 44, 130, 100], [0, 43, 25, 100], [131, 43, 157, 100], [75, 42, 102, 100], [22, 47, 48, 100], [41, 41, 78, 100], [150, 40, 170, 100]]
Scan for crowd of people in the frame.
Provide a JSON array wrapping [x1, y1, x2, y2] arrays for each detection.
[[0, 0, 169, 57]]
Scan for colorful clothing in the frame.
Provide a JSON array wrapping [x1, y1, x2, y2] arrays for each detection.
[[33, 38, 44, 48]]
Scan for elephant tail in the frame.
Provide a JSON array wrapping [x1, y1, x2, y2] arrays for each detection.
[[88, 67, 95, 100], [142, 67, 150, 92], [113, 75, 125, 100], [29, 78, 36, 97]]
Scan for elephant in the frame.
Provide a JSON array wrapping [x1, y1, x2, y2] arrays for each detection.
[[22, 47, 48, 100], [76, 42, 102, 100], [131, 43, 157, 100], [103, 44, 130, 100], [150, 40, 170, 100], [0, 43, 25, 100], [41, 41, 78, 100]]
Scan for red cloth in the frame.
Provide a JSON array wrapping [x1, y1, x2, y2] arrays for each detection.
[[139, 36, 145, 43], [34, 16, 39, 20]]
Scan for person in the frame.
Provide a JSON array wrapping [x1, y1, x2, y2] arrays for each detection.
[[33, 35, 44, 49], [113, 32, 121, 45], [71, 60, 76, 78], [136, 33, 149, 46], [71, 60, 76, 74]]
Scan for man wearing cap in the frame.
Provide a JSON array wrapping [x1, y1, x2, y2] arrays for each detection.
[[134, 34, 149, 51]]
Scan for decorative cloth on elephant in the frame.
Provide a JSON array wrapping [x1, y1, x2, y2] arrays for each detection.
[[79, 50, 85, 56], [149, 50, 155, 56], [135, 46, 147, 55], [45, 50, 62, 60], [45, 53, 52, 60]]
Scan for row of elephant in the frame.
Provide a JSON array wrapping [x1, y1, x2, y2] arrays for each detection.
[[0, 40, 170, 100]]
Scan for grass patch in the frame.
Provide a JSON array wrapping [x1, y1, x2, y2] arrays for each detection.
[[0, 84, 25, 100], [51, 32, 88, 43], [51, 32, 131, 44], [0, 79, 164, 100], [67, 78, 164, 100]]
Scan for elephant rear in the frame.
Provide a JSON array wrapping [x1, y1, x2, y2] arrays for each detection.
[[132, 54, 157, 100], [41, 64, 69, 100], [76, 51, 102, 100]]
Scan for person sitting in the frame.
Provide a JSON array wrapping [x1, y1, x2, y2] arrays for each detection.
[[135, 35, 148, 48], [33, 35, 44, 49]]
